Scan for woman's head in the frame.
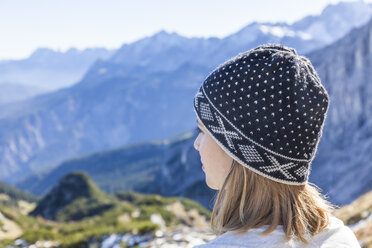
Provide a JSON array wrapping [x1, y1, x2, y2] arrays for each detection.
[[192, 43, 335, 244], [193, 43, 330, 185]]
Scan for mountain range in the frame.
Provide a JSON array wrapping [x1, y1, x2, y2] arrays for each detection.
[[15, 130, 215, 210], [0, 47, 116, 103], [0, 1, 371, 208], [2, 0, 372, 105]]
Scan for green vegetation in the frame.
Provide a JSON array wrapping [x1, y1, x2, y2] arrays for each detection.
[[30, 171, 119, 221], [0, 181, 38, 203], [0, 239, 14, 247], [178, 197, 211, 221], [0, 181, 38, 208], [56, 197, 116, 222], [0, 202, 159, 247], [22, 229, 60, 244], [0, 171, 211, 247], [114, 191, 211, 221]]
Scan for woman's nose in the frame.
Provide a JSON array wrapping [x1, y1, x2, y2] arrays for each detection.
[[194, 135, 200, 151]]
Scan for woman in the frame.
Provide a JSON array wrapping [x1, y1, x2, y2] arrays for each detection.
[[192, 44, 360, 247]]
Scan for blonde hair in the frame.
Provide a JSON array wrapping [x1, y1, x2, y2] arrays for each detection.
[[210, 160, 338, 244]]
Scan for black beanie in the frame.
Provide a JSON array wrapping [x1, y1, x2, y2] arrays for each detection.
[[193, 43, 330, 185]]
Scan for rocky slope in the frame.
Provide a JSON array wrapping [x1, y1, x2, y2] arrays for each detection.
[[306, 16, 372, 205]]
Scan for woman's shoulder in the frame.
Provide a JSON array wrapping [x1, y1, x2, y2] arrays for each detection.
[[301, 215, 361, 248], [192, 225, 288, 248], [193, 215, 361, 248]]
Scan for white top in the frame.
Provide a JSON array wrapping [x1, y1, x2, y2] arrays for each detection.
[[193, 216, 360, 248]]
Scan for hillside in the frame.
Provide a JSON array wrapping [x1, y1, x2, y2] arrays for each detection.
[[0, 172, 212, 247], [0, 183, 38, 241], [29, 171, 118, 221], [0, 181, 37, 203], [0, 180, 38, 210]]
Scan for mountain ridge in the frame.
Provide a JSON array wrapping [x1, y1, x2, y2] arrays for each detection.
[[0, 1, 371, 208]]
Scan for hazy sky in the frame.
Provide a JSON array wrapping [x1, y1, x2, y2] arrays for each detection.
[[0, 0, 366, 60]]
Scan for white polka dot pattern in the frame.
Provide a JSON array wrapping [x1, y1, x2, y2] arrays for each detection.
[[193, 43, 330, 185]]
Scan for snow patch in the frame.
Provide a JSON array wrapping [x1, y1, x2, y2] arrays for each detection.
[[259, 25, 312, 40]]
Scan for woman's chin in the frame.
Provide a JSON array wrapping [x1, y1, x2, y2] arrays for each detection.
[[205, 179, 218, 190]]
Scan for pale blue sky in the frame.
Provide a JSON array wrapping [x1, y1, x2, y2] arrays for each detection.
[[0, 0, 365, 60]]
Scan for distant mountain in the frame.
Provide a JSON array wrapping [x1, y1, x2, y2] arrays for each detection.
[[16, 130, 215, 210], [0, 82, 46, 105], [16, 138, 168, 196], [0, 47, 116, 94], [0, 62, 208, 183], [292, 0, 372, 45], [1, 1, 372, 202], [29, 171, 117, 221], [92, 1, 372, 76], [0, 0, 369, 99]]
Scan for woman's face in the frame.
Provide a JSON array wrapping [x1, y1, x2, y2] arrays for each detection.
[[194, 117, 233, 190]]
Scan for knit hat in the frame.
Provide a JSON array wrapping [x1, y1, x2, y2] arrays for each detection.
[[193, 43, 330, 185]]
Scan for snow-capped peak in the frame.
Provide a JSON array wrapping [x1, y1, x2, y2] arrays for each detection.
[[258, 24, 312, 40]]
